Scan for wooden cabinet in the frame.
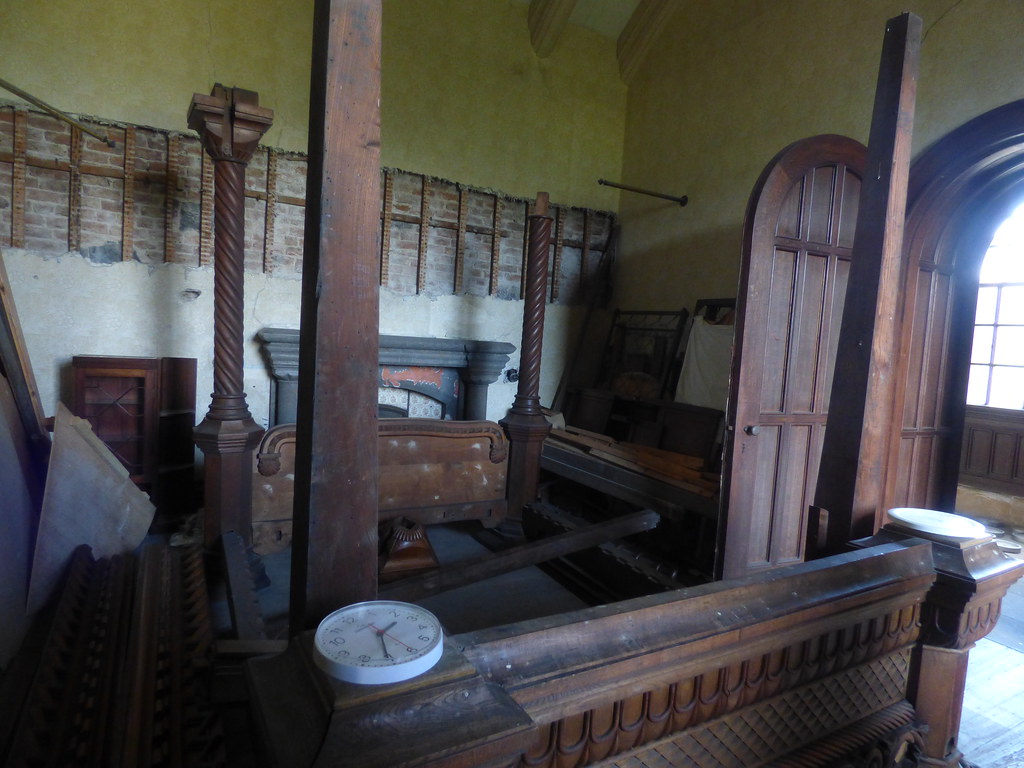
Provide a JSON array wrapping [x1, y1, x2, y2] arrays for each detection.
[[72, 355, 197, 527]]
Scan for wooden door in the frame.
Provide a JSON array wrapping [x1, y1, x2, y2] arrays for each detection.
[[718, 135, 866, 579], [885, 100, 1024, 511]]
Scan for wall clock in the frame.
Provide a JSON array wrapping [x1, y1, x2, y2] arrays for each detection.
[[313, 600, 445, 685]]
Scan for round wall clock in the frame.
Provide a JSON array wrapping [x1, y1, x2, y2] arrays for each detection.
[[313, 600, 445, 685]]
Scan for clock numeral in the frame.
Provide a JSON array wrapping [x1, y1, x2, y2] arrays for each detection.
[[341, 616, 356, 624], [328, 637, 346, 646], [359, 654, 371, 662], [418, 634, 430, 642], [339, 649, 350, 657], [418, 624, 428, 630], [405, 647, 415, 653]]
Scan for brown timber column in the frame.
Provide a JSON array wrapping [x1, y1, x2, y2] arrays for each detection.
[[501, 193, 554, 531], [290, 0, 382, 632], [187, 86, 273, 547], [813, 13, 920, 548]]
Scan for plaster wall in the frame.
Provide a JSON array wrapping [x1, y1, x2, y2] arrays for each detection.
[[2, 247, 573, 427], [2, 0, 626, 213], [616, 0, 1024, 312]]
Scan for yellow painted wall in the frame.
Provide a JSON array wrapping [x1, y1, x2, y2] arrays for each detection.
[[616, 0, 1024, 311], [1, 0, 626, 211]]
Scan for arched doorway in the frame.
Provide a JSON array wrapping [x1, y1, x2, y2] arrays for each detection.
[[885, 100, 1024, 510]]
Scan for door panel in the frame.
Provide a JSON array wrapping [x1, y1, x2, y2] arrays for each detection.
[[719, 135, 867, 580]]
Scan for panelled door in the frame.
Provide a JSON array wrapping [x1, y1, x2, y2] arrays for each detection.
[[718, 135, 866, 580]]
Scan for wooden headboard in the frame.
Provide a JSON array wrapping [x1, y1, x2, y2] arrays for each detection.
[[251, 418, 508, 554]]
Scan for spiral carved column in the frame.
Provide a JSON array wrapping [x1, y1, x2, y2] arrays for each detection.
[[500, 192, 554, 533], [187, 86, 273, 546]]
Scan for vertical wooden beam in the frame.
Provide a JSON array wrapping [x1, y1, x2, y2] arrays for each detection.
[[264, 148, 278, 274], [417, 177, 431, 294], [164, 134, 181, 263], [453, 185, 467, 294], [550, 206, 565, 302], [813, 13, 921, 547], [199, 150, 215, 268], [122, 125, 136, 262], [11, 109, 26, 248], [489, 195, 503, 296], [68, 126, 82, 253], [290, 0, 382, 631], [380, 169, 394, 286]]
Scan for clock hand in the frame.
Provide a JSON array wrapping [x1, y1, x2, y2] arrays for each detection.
[[377, 631, 393, 660]]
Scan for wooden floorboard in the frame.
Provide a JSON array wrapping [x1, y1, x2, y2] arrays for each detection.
[[959, 568, 1024, 767]]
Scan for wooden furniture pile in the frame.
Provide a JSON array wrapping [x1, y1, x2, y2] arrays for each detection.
[[247, 535, 1024, 768], [0, 544, 223, 767]]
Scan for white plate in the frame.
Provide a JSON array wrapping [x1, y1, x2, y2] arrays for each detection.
[[886, 508, 988, 541]]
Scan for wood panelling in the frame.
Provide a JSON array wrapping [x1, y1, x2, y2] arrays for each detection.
[[960, 405, 1024, 495]]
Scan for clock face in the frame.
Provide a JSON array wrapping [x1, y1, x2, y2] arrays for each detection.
[[313, 600, 444, 685]]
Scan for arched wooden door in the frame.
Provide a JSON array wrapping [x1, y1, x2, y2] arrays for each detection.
[[884, 100, 1024, 510], [718, 135, 867, 580]]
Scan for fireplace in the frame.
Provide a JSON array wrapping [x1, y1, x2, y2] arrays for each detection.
[[257, 329, 515, 425]]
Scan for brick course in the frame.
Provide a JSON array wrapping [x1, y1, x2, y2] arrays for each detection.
[[0, 104, 614, 304]]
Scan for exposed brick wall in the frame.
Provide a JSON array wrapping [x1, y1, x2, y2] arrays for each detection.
[[0, 104, 615, 305]]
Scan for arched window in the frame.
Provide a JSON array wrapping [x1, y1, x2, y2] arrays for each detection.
[[967, 200, 1024, 409]]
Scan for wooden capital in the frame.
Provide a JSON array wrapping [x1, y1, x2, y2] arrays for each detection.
[[187, 85, 274, 165]]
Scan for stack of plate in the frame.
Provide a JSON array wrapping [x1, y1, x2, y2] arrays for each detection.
[[886, 508, 989, 542]]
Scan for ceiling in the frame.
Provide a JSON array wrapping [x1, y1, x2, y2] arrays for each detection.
[[512, 0, 670, 80]]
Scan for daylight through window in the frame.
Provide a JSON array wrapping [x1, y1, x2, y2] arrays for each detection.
[[967, 200, 1024, 409]]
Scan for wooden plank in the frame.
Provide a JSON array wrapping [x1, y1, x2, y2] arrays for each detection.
[[11, 109, 25, 248], [542, 441, 719, 520], [380, 169, 393, 285], [380, 509, 661, 603], [264, 147, 278, 273], [68, 126, 82, 252], [199, 149, 214, 267], [221, 531, 268, 641], [164, 134, 180, 263], [550, 205, 565, 302], [27, 403, 154, 613], [0, 252, 49, 477], [290, 0, 382, 631], [814, 13, 921, 547], [489, 195, 502, 296], [121, 125, 136, 262], [453, 184, 467, 293], [417, 177, 430, 294]]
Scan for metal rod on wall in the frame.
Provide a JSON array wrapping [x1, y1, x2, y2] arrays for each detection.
[[0, 77, 115, 147], [598, 178, 688, 207]]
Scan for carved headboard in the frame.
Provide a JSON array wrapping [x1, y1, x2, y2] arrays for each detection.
[[251, 418, 509, 554]]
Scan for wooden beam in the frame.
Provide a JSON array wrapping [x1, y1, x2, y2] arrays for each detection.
[[813, 13, 921, 548], [527, 0, 576, 58], [617, 0, 675, 83], [380, 509, 660, 602], [290, 0, 382, 632]]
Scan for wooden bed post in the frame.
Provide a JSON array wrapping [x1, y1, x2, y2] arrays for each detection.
[[187, 86, 273, 547], [501, 193, 554, 531], [813, 13, 920, 548], [289, 0, 382, 631]]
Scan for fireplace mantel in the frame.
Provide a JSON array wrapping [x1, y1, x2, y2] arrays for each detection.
[[257, 328, 516, 424]]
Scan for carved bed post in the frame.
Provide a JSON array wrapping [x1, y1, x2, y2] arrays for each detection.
[[187, 86, 273, 547], [501, 193, 553, 531]]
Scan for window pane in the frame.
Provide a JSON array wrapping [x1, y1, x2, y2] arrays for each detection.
[[998, 285, 1024, 324], [993, 326, 1024, 365], [971, 325, 994, 364], [975, 286, 997, 324], [988, 366, 1024, 409], [966, 364, 990, 405]]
